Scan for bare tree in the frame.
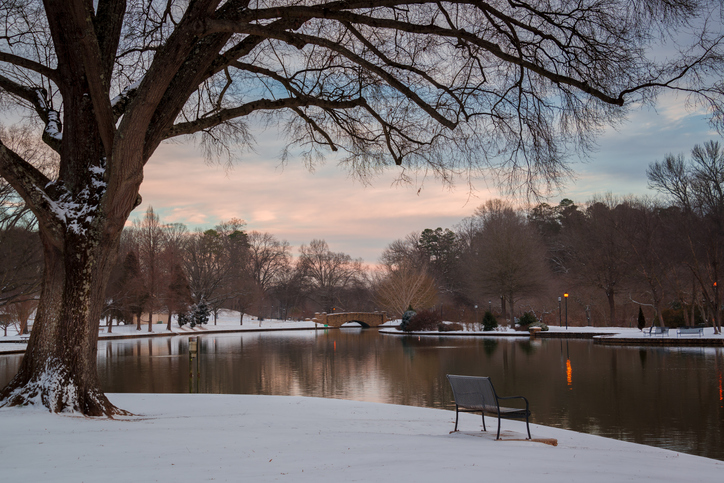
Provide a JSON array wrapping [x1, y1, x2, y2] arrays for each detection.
[[616, 198, 677, 328], [1, 1, 722, 415], [246, 230, 291, 301], [467, 199, 549, 326], [7, 299, 38, 336], [373, 261, 438, 317], [298, 239, 365, 312], [158, 222, 190, 330], [183, 220, 248, 321], [561, 195, 633, 325], [648, 140, 724, 333], [132, 206, 166, 331]]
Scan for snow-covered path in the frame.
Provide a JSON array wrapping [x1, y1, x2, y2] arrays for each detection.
[[1, 394, 721, 482]]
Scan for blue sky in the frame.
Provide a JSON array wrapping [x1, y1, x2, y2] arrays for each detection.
[[134, 93, 719, 264]]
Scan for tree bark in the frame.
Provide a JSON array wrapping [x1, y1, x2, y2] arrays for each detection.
[[1, 223, 127, 415]]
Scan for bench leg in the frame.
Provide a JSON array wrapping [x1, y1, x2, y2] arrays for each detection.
[[525, 416, 531, 440], [481, 413, 486, 432], [454, 406, 459, 432], [496, 416, 501, 440]]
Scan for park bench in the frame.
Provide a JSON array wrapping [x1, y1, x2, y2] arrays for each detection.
[[643, 326, 669, 337], [446, 375, 531, 440], [677, 327, 704, 337]]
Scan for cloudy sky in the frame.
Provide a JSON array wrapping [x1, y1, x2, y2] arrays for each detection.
[[135, 93, 719, 264]]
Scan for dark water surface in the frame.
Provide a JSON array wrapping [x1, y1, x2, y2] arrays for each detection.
[[2, 329, 723, 460]]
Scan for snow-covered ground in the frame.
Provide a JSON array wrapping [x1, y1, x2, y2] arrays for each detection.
[[1, 393, 721, 482], [383, 323, 724, 341]]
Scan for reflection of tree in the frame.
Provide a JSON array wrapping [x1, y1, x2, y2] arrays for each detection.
[[518, 341, 536, 355], [483, 339, 499, 357]]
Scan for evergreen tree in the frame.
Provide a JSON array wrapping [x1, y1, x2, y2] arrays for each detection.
[[482, 311, 498, 332], [637, 306, 646, 331], [399, 309, 417, 331], [194, 299, 211, 326]]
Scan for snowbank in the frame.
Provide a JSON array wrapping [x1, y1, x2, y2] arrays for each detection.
[[1, 394, 721, 482]]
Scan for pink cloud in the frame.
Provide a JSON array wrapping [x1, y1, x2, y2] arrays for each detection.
[[136, 141, 494, 263]]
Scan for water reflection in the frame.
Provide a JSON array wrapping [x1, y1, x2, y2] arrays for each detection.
[[1, 330, 723, 461]]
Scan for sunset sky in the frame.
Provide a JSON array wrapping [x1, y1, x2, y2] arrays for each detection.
[[135, 93, 719, 264]]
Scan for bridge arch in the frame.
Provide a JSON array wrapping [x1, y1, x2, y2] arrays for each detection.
[[312, 312, 388, 328]]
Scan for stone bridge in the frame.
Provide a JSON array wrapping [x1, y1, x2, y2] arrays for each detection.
[[312, 312, 388, 328]]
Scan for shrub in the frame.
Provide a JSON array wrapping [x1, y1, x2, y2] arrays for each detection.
[[518, 312, 538, 327], [482, 311, 498, 331], [661, 305, 705, 327], [178, 299, 210, 328], [438, 322, 463, 332], [399, 309, 417, 331], [404, 309, 441, 332]]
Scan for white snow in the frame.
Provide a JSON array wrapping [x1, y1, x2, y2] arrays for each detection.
[[36, 162, 107, 235], [44, 110, 62, 141], [0, 393, 721, 482], [110, 78, 143, 109]]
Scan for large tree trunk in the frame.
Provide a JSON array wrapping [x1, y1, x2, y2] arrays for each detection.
[[606, 289, 616, 326], [0, 225, 127, 416]]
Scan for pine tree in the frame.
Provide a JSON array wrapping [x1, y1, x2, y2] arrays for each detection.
[[194, 299, 210, 326], [482, 311, 498, 331], [637, 306, 646, 331]]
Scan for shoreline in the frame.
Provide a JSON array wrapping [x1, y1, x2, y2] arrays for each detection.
[[3, 321, 724, 355]]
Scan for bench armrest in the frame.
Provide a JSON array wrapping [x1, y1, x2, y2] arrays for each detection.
[[497, 395, 530, 410]]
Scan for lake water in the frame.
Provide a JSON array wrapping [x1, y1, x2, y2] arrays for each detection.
[[2, 328, 723, 460]]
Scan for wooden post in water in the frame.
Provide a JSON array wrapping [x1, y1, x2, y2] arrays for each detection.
[[189, 337, 199, 393]]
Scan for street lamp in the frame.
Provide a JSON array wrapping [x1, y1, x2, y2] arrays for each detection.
[[558, 297, 562, 327], [564, 293, 569, 330]]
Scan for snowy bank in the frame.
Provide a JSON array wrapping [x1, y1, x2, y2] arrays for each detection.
[[1, 394, 721, 483]]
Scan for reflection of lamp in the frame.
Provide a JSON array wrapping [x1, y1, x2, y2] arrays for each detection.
[[566, 359, 573, 388], [564, 293, 569, 330]]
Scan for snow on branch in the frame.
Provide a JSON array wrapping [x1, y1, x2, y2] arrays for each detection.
[[40, 161, 107, 236], [111, 78, 144, 122]]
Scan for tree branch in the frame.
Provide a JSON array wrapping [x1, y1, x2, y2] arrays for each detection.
[[0, 52, 58, 83], [165, 96, 367, 138], [0, 74, 62, 153], [205, 8, 626, 107], [0, 141, 63, 246]]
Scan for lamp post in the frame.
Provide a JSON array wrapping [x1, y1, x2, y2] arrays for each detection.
[[564, 293, 569, 330], [558, 297, 562, 327]]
